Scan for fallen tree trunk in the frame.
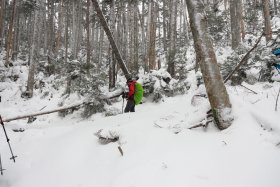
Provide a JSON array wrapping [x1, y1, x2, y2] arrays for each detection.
[[91, 0, 130, 80], [2, 103, 86, 123], [2, 91, 125, 123]]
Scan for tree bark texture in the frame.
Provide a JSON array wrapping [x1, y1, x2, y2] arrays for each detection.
[[230, 0, 241, 49], [0, 0, 5, 51], [167, 0, 177, 77], [147, 1, 156, 71], [26, 0, 42, 98], [86, 0, 91, 74], [262, 0, 272, 41], [186, 0, 233, 130], [5, 0, 17, 67]]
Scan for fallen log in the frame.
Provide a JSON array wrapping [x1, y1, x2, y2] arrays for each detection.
[[1, 90, 125, 123], [2, 102, 86, 123]]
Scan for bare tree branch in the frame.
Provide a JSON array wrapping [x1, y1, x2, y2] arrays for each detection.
[[224, 32, 264, 83]]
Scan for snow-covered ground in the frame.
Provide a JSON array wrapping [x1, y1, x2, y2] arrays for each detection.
[[1, 78, 280, 187]]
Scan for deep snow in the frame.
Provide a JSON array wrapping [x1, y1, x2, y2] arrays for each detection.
[[1, 78, 280, 187]]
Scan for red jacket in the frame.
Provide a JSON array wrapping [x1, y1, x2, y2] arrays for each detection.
[[127, 80, 136, 99]]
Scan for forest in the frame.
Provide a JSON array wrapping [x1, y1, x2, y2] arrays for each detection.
[[0, 0, 280, 186], [1, 0, 280, 127]]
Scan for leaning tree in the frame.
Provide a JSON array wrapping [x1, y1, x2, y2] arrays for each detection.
[[186, 0, 233, 130]]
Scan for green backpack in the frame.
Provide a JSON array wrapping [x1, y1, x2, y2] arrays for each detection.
[[134, 82, 144, 105]]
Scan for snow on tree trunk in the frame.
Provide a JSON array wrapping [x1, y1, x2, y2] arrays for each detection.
[[91, 0, 130, 79], [262, 0, 272, 41], [186, 0, 233, 130]]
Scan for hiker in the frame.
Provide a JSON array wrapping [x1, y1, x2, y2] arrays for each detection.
[[122, 77, 143, 113]]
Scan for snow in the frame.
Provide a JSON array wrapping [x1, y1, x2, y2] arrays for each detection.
[[1, 76, 280, 187]]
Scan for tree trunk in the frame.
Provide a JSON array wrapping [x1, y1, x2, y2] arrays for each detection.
[[133, 0, 139, 72], [26, 0, 42, 98], [140, 1, 146, 71], [86, 0, 91, 74], [274, 0, 278, 15], [167, 0, 177, 77], [240, 0, 246, 41], [65, 0, 69, 65], [71, 0, 81, 59], [5, 0, 17, 67], [47, 0, 55, 56], [162, 0, 167, 54], [0, 0, 5, 51], [230, 0, 241, 49], [262, 0, 272, 41], [12, 9, 19, 61], [55, 0, 64, 54], [147, 0, 156, 71], [109, 0, 116, 89], [186, 0, 233, 130], [91, 0, 130, 79]]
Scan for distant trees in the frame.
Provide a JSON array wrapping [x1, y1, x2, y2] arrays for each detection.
[[0, 0, 278, 102]]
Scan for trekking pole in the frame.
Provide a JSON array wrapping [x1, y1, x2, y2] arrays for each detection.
[[0, 153, 5, 175], [0, 115, 17, 162]]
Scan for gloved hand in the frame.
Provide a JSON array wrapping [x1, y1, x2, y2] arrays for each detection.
[[122, 92, 128, 99]]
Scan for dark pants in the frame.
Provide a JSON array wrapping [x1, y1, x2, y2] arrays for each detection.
[[124, 99, 135, 113]]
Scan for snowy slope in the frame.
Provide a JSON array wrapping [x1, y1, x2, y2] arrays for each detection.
[[1, 80, 280, 187]]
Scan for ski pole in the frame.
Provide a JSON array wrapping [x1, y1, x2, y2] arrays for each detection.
[[0, 153, 5, 175], [0, 115, 17, 162]]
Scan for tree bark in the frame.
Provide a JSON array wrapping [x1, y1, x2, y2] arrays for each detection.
[[262, 0, 272, 41], [274, 0, 278, 15], [167, 0, 177, 77], [91, 0, 130, 79], [186, 0, 233, 130], [5, 0, 17, 67], [0, 0, 5, 51], [133, 0, 139, 72], [86, 0, 91, 74], [147, 0, 156, 71], [230, 0, 241, 49], [65, 0, 69, 65], [26, 0, 42, 98]]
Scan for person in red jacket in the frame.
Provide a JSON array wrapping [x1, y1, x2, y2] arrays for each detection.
[[123, 78, 136, 113]]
